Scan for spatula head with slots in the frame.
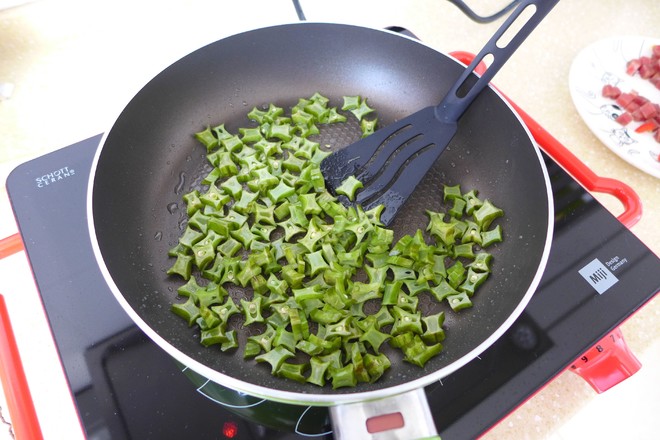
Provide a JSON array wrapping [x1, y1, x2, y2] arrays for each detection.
[[320, 106, 456, 226], [320, 0, 559, 226]]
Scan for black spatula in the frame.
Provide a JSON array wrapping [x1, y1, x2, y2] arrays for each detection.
[[320, 0, 559, 225]]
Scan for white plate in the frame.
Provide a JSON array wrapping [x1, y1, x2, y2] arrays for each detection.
[[569, 36, 660, 179]]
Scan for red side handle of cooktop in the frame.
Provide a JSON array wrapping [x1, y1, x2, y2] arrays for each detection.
[[450, 51, 642, 229]]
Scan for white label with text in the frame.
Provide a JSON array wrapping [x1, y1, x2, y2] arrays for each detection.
[[35, 166, 75, 188], [578, 258, 622, 294]]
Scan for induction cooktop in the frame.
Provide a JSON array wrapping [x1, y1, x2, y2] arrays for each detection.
[[7, 118, 660, 438]]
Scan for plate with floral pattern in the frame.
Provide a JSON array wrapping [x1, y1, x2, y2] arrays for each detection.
[[569, 36, 660, 179]]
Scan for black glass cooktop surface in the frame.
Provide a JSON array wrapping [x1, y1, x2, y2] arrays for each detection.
[[8, 134, 660, 439]]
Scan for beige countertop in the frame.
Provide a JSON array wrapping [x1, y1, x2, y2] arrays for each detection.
[[0, 0, 658, 439]]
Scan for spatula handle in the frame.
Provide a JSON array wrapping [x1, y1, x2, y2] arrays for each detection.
[[435, 0, 559, 123]]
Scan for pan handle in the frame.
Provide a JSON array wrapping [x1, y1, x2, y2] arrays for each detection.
[[328, 388, 440, 440]]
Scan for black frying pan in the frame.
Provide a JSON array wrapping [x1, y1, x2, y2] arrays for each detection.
[[88, 22, 553, 436]]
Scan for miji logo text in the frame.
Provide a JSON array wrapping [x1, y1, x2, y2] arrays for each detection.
[[578, 258, 619, 295], [588, 266, 610, 283]]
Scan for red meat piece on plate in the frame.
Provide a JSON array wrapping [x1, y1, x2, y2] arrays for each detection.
[[632, 94, 649, 106], [626, 59, 642, 75], [615, 112, 633, 126], [602, 84, 621, 99], [616, 92, 636, 108], [639, 63, 658, 79], [651, 77, 660, 90], [640, 101, 658, 119], [653, 45, 660, 58], [631, 109, 645, 121]]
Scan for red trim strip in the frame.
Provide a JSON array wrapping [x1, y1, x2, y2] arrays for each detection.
[[0, 294, 44, 440], [0, 234, 24, 260]]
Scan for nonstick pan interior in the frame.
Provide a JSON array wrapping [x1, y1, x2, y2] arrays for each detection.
[[89, 22, 552, 403]]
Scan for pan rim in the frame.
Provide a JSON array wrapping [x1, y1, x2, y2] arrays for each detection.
[[86, 21, 555, 406]]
